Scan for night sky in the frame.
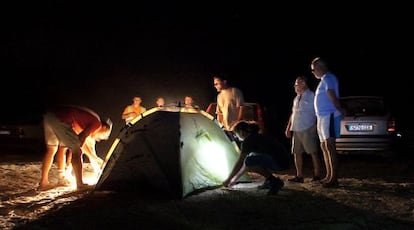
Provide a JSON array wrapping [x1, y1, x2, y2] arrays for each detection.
[[1, 2, 411, 150]]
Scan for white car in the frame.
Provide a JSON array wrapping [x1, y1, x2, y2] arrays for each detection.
[[335, 96, 402, 155]]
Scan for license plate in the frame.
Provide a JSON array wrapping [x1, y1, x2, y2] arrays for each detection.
[[348, 124, 374, 131]]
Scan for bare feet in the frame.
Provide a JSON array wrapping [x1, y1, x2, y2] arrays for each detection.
[[37, 183, 56, 191], [57, 178, 72, 187], [320, 178, 329, 184], [77, 183, 93, 190]]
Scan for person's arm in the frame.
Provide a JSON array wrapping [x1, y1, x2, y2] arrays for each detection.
[[285, 114, 293, 138], [236, 105, 243, 122], [217, 113, 223, 124], [78, 120, 100, 147], [82, 137, 102, 163], [327, 89, 344, 114], [216, 105, 223, 124], [236, 88, 244, 122], [222, 152, 247, 187], [228, 164, 247, 187], [122, 106, 136, 120], [285, 96, 296, 138], [82, 137, 104, 171]]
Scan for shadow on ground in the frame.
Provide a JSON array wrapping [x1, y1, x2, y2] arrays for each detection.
[[14, 185, 414, 230]]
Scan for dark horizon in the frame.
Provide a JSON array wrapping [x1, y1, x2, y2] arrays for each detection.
[[2, 3, 411, 150]]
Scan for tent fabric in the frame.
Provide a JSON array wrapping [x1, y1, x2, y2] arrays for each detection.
[[94, 107, 249, 198]]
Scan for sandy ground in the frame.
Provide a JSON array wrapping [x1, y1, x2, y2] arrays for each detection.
[[1, 151, 414, 230]]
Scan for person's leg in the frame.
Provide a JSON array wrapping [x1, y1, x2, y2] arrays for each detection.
[[324, 115, 341, 185], [325, 137, 338, 184], [310, 152, 322, 180], [253, 166, 284, 193], [65, 149, 73, 175], [318, 115, 335, 184], [66, 149, 72, 167], [56, 146, 70, 185], [288, 152, 304, 183], [263, 167, 284, 195], [322, 114, 340, 187], [252, 166, 272, 178], [320, 141, 331, 183], [71, 147, 86, 188], [56, 146, 67, 170], [40, 113, 59, 189], [293, 153, 304, 178], [247, 154, 284, 194], [289, 132, 304, 182], [303, 125, 321, 180], [247, 156, 274, 189], [39, 145, 58, 188], [51, 119, 86, 188]]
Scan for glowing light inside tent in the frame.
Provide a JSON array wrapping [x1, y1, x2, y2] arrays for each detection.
[[196, 135, 230, 179], [61, 163, 101, 191], [97, 109, 244, 197]]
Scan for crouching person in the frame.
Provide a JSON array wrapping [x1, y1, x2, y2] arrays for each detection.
[[38, 105, 112, 191], [222, 120, 289, 195]]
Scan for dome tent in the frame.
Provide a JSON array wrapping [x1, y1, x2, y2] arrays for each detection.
[[94, 106, 249, 199]]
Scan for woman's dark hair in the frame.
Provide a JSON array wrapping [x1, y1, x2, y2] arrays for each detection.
[[233, 120, 260, 134]]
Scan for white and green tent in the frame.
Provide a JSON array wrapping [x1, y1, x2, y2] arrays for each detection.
[[94, 106, 249, 198]]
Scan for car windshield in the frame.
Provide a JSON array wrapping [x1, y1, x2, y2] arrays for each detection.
[[341, 98, 388, 116]]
